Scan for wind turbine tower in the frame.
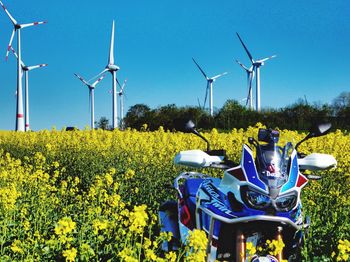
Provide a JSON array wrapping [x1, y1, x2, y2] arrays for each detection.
[[192, 58, 227, 116], [97, 20, 120, 129], [0, 0, 46, 131], [11, 47, 47, 131], [74, 73, 106, 129], [236, 33, 276, 112]]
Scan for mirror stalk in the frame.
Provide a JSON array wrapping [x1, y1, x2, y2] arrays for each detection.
[[192, 129, 211, 152]]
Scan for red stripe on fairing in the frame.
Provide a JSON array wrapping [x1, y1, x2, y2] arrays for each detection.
[[228, 168, 246, 181], [25, 124, 29, 127], [17, 114, 24, 118], [2, 6, 6, 11], [34, 22, 39, 25], [296, 173, 308, 187], [7, 46, 11, 51]]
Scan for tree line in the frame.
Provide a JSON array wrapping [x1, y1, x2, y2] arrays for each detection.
[[96, 92, 350, 131]]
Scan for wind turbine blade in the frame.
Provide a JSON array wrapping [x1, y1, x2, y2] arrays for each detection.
[[91, 74, 106, 87], [235, 59, 250, 71], [197, 98, 202, 109], [0, 1, 17, 25], [74, 73, 90, 86], [236, 32, 254, 63], [88, 68, 109, 82], [20, 21, 47, 29], [211, 72, 228, 80], [10, 46, 25, 67], [120, 79, 127, 92], [108, 20, 115, 65], [26, 64, 48, 71], [5, 29, 15, 61], [246, 73, 254, 106], [117, 79, 128, 95], [115, 77, 121, 89], [203, 84, 209, 109], [192, 58, 208, 79], [258, 55, 277, 63]]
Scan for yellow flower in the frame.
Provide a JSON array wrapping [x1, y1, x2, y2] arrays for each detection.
[[246, 241, 256, 257], [266, 239, 285, 256], [143, 237, 152, 249], [118, 247, 138, 262], [129, 204, 148, 234], [336, 239, 350, 261], [104, 173, 113, 186], [63, 247, 77, 262], [145, 249, 158, 261], [10, 240, 24, 254], [186, 229, 207, 251], [165, 251, 177, 262], [124, 169, 135, 180], [54, 217, 76, 235], [0, 183, 21, 211], [92, 219, 109, 235]]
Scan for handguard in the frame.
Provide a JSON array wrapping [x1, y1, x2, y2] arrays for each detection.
[[298, 153, 337, 171], [174, 150, 224, 168]]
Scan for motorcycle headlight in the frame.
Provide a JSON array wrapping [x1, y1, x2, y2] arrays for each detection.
[[275, 194, 297, 212], [245, 190, 270, 209]]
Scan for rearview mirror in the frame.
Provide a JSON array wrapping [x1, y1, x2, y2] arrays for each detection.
[[185, 120, 196, 133], [296, 123, 332, 150], [182, 119, 211, 151], [308, 123, 332, 138]]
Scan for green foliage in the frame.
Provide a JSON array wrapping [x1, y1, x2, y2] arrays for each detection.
[[123, 94, 350, 131]]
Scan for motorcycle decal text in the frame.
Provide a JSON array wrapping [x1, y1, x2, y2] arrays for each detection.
[[201, 180, 236, 219]]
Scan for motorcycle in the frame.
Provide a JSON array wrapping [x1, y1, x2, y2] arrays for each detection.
[[159, 121, 337, 261]]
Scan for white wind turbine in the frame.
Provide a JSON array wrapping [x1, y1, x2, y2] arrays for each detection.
[[74, 73, 106, 129], [10, 47, 48, 131], [192, 58, 227, 116], [236, 33, 276, 112], [235, 59, 254, 110], [0, 0, 46, 131], [117, 78, 127, 129], [96, 20, 120, 129]]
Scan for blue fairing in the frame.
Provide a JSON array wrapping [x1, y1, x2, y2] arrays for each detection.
[[200, 179, 236, 219], [199, 179, 235, 237], [280, 151, 299, 193], [242, 146, 267, 192]]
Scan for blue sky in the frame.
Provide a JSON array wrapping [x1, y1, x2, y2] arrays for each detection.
[[0, 0, 349, 130]]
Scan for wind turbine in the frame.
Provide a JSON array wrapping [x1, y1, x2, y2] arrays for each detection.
[[74, 73, 106, 130], [96, 20, 120, 129], [117, 78, 127, 129], [10, 47, 48, 131], [236, 33, 276, 112], [192, 58, 227, 116], [235, 59, 254, 110], [0, 0, 46, 131]]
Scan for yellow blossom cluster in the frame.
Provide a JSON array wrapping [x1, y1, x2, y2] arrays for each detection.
[[333, 239, 350, 261], [0, 126, 349, 260]]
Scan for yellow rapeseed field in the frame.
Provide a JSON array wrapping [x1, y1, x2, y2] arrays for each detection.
[[0, 124, 349, 261]]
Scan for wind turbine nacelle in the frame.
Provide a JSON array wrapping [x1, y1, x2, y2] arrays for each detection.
[[254, 61, 264, 67], [107, 64, 120, 71]]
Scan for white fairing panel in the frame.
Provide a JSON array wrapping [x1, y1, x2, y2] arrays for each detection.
[[298, 153, 337, 171], [174, 150, 223, 168]]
